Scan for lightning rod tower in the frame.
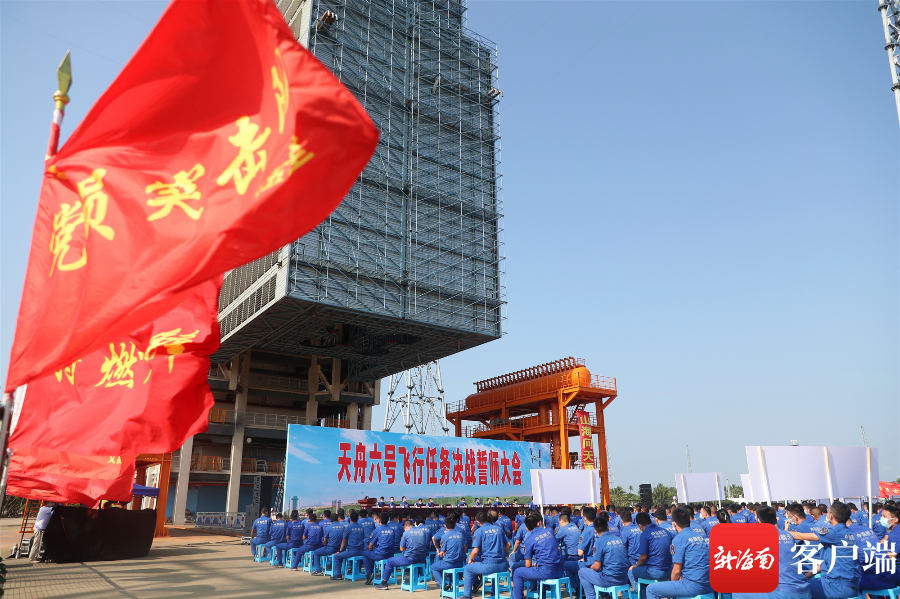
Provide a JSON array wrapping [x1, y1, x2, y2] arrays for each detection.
[[383, 361, 450, 436], [861, 426, 869, 447], [879, 0, 900, 125], [686, 445, 692, 473]]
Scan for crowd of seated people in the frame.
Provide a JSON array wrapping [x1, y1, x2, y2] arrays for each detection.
[[244, 498, 900, 599]]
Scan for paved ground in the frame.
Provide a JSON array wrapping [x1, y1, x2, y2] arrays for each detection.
[[1, 519, 445, 599]]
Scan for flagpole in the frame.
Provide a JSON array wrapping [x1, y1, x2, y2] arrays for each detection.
[[0, 52, 72, 517]]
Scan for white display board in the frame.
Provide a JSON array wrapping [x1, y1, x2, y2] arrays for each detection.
[[744, 446, 878, 503], [530, 469, 602, 506], [740, 474, 754, 502], [674, 472, 724, 503]]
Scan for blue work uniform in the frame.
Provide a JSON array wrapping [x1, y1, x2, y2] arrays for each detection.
[[459, 515, 473, 549], [381, 526, 428, 585], [734, 527, 810, 599], [276, 519, 304, 564], [498, 515, 513, 539], [250, 515, 272, 557], [359, 516, 376, 541], [312, 519, 346, 572], [689, 519, 707, 538], [291, 521, 324, 569], [333, 520, 367, 577], [622, 522, 642, 566], [512, 528, 565, 599], [262, 518, 287, 558], [701, 516, 717, 536], [556, 522, 582, 560], [646, 526, 712, 599], [731, 513, 748, 524], [363, 524, 396, 579], [848, 524, 894, 591], [807, 523, 860, 599], [607, 514, 622, 537], [659, 520, 677, 540], [627, 524, 673, 599], [463, 522, 509, 596], [579, 531, 631, 598], [387, 520, 404, 553], [432, 527, 466, 584]]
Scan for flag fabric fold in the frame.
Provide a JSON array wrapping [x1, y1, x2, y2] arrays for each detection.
[[9, 279, 221, 457], [6, 0, 378, 391]]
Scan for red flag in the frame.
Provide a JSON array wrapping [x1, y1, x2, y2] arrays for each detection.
[[6, 0, 378, 391], [7, 447, 135, 506], [9, 279, 220, 456]]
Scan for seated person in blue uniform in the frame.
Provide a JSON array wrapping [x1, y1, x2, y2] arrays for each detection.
[[627, 511, 673, 598], [564, 507, 597, 593], [511, 514, 565, 599], [877, 505, 899, 586], [377, 497, 385, 507], [459, 498, 469, 508], [312, 511, 346, 575], [262, 513, 287, 560], [290, 512, 324, 570], [400, 496, 410, 509], [788, 501, 860, 599], [645, 506, 712, 599], [618, 509, 642, 569], [655, 509, 677, 540], [847, 512, 895, 592], [460, 510, 510, 599], [330, 510, 366, 579], [387, 512, 404, 554], [432, 514, 467, 588], [363, 512, 396, 584], [375, 518, 428, 590], [733, 505, 810, 599], [250, 507, 272, 558], [556, 512, 582, 593], [579, 515, 631, 599], [276, 511, 304, 566], [494, 497, 503, 507], [786, 504, 815, 534], [474, 498, 483, 508], [729, 505, 748, 524], [699, 506, 716, 535]]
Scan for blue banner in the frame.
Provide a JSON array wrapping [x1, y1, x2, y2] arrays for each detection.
[[284, 425, 551, 508]]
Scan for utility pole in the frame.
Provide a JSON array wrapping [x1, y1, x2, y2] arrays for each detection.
[[878, 0, 900, 126], [686, 445, 692, 473]]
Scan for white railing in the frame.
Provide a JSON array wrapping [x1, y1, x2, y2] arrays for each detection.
[[195, 512, 245, 530]]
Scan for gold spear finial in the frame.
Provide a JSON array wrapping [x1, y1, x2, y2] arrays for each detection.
[[54, 51, 72, 110]]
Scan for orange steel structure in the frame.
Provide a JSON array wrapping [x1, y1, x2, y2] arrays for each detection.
[[135, 453, 172, 538], [446, 358, 617, 505]]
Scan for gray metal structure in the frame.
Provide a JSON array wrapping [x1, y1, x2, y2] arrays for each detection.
[[212, 0, 505, 386], [879, 0, 900, 125], [383, 360, 449, 435]]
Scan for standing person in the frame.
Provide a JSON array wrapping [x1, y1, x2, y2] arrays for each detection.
[[645, 507, 712, 599], [432, 514, 466, 588], [460, 510, 509, 598], [376, 518, 428, 590], [331, 510, 366, 580], [363, 512, 396, 585], [733, 505, 809, 599], [28, 503, 54, 563], [579, 517, 631, 599], [511, 514, 565, 599], [789, 501, 860, 599], [250, 507, 273, 558], [627, 512, 673, 599]]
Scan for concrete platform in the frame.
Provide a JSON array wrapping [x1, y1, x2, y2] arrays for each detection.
[[1, 518, 443, 598]]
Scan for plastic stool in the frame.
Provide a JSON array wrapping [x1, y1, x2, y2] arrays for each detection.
[[254, 545, 270, 562], [859, 590, 900, 599], [302, 551, 313, 572], [636, 578, 666, 599], [483, 571, 511, 599], [285, 548, 299, 568], [596, 584, 631, 599], [320, 554, 334, 576], [344, 556, 366, 581], [375, 559, 398, 584], [540, 577, 574, 599], [400, 563, 428, 592], [441, 567, 466, 599], [426, 551, 437, 570], [269, 547, 280, 566]]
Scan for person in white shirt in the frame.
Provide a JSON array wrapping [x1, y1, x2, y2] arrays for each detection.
[[29, 504, 54, 562]]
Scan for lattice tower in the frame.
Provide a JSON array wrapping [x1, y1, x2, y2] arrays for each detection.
[[383, 360, 450, 435], [879, 0, 900, 125]]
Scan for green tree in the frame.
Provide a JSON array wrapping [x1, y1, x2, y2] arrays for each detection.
[[652, 483, 677, 506], [726, 484, 744, 499]]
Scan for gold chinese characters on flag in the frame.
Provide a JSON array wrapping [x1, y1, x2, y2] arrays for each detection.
[[6, 0, 378, 391]]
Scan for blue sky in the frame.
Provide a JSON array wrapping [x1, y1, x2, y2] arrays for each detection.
[[2, 1, 897, 494]]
